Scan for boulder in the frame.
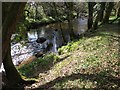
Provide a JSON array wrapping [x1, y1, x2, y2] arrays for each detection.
[[36, 37, 46, 44]]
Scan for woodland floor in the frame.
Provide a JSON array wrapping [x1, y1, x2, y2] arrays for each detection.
[[18, 24, 120, 90]]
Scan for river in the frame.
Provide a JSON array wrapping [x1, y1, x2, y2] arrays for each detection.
[[0, 17, 88, 72]]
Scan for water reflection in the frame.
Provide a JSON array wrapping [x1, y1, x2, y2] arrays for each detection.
[[73, 18, 88, 35], [8, 18, 88, 67]]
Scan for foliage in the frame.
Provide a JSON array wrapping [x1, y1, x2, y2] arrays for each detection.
[[24, 2, 87, 23], [17, 24, 120, 89], [18, 53, 60, 78], [10, 2, 120, 88], [58, 40, 80, 54]]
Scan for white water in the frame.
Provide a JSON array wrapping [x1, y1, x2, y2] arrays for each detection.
[[52, 32, 57, 53], [0, 18, 88, 72]]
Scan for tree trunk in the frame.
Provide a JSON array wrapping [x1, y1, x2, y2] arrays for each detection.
[[102, 2, 114, 23], [35, 3, 38, 20], [115, 1, 120, 17], [93, 14, 99, 30], [93, 3, 105, 30], [3, 38, 24, 86], [88, 2, 96, 29], [2, 2, 26, 60], [2, 2, 26, 86], [99, 2, 106, 21], [118, 8, 120, 24], [53, 2, 67, 43], [65, 2, 76, 39], [117, 7, 120, 17]]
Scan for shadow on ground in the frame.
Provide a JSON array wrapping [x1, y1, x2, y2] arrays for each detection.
[[18, 54, 71, 78], [32, 70, 120, 89], [31, 24, 120, 90]]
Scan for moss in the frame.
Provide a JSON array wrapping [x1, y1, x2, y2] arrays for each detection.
[[18, 53, 60, 78]]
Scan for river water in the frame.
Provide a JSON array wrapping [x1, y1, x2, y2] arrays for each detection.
[[0, 18, 87, 72]]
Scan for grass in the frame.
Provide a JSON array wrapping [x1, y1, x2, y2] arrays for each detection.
[[18, 53, 60, 78], [18, 24, 120, 89]]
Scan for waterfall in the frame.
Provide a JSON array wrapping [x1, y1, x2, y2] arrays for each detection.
[[53, 35, 57, 53], [52, 30, 58, 53]]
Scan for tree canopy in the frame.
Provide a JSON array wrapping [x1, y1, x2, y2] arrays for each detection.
[[2, 1, 120, 89]]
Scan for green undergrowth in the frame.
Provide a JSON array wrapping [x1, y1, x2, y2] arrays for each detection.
[[18, 53, 60, 78], [51, 25, 120, 89], [18, 24, 120, 89], [58, 33, 108, 54]]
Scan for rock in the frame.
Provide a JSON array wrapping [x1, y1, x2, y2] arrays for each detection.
[[35, 52, 44, 58], [36, 37, 46, 44], [18, 56, 37, 67], [46, 43, 53, 50], [54, 29, 58, 31], [42, 42, 53, 53], [29, 22, 41, 29]]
